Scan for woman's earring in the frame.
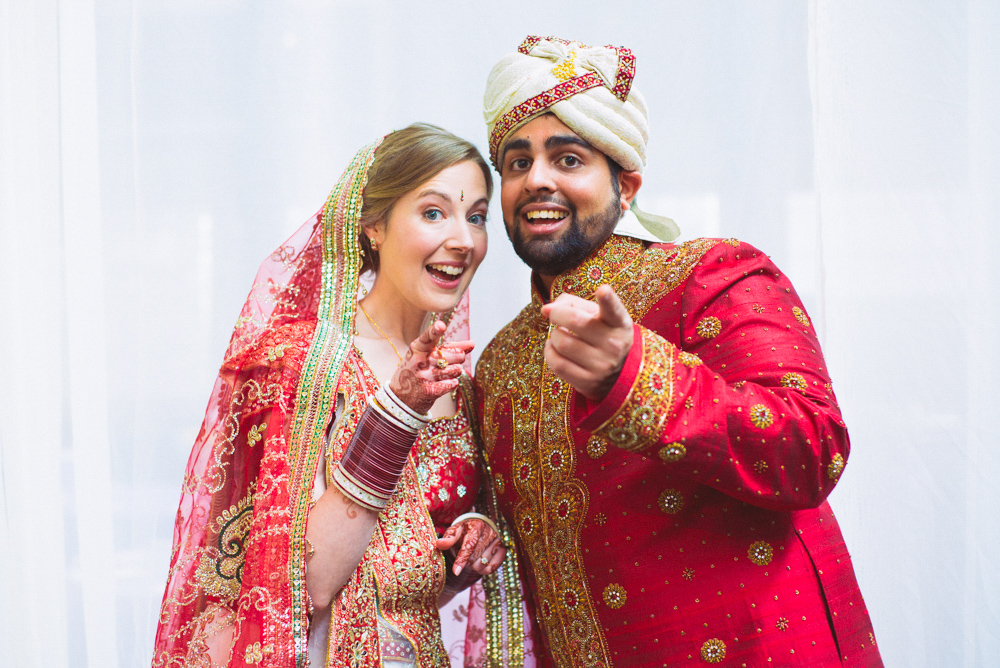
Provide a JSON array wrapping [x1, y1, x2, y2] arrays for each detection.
[[369, 237, 379, 251]]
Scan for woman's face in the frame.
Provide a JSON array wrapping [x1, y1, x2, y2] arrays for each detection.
[[370, 160, 489, 315]]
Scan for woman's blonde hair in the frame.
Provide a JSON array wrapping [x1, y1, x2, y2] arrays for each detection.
[[359, 123, 492, 274]]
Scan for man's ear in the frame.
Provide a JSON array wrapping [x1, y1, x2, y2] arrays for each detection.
[[618, 171, 642, 213]]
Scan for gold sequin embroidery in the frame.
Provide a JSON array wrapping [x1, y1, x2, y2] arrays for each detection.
[[781, 372, 808, 391], [701, 638, 727, 663], [586, 435, 607, 459], [678, 351, 702, 367], [828, 453, 846, 481], [659, 443, 686, 462], [696, 316, 721, 338], [793, 306, 811, 326], [658, 489, 684, 515], [602, 583, 627, 609], [749, 404, 774, 429], [748, 540, 773, 566]]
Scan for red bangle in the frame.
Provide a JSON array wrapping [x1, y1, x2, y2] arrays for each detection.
[[331, 398, 420, 511]]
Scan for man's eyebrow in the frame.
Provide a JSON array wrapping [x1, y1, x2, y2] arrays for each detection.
[[545, 134, 593, 152], [500, 138, 531, 166], [417, 189, 451, 202]]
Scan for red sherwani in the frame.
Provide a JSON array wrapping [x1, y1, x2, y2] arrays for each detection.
[[475, 235, 882, 667]]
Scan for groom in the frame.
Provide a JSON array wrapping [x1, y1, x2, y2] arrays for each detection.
[[474, 35, 883, 667]]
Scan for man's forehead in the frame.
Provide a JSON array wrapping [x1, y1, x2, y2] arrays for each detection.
[[508, 111, 583, 151]]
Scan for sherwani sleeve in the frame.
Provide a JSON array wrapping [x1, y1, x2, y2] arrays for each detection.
[[575, 240, 848, 511]]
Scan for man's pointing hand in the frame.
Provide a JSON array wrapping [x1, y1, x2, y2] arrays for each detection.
[[540, 284, 634, 401]]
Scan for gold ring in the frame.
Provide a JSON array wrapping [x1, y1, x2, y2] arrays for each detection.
[[436, 358, 448, 369], [480, 556, 489, 566]]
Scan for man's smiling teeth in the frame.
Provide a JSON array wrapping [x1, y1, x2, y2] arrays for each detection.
[[525, 210, 567, 220], [428, 263, 463, 276]]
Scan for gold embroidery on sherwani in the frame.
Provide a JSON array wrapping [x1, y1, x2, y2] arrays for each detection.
[[478, 236, 719, 667]]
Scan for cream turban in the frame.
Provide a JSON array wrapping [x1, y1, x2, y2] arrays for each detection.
[[484, 35, 649, 173]]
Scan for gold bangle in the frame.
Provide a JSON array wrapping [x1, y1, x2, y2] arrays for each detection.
[[450, 512, 501, 539]]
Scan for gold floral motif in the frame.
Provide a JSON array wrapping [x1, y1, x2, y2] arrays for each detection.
[[776, 617, 790, 631], [748, 540, 773, 566], [683, 567, 695, 580], [244, 642, 264, 663], [754, 460, 768, 473], [602, 583, 627, 609], [594, 512, 607, 526], [678, 351, 702, 367], [752, 303, 765, 313], [265, 343, 290, 361], [749, 404, 774, 429], [793, 306, 811, 326], [586, 435, 607, 459], [551, 50, 578, 81], [701, 638, 727, 663], [195, 486, 255, 602], [658, 443, 686, 462], [723, 238, 740, 247], [780, 372, 808, 391], [658, 489, 684, 515], [828, 453, 846, 481], [247, 422, 266, 447], [594, 328, 676, 453], [684, 396, 695, 410], [696, 316, 722, 338]]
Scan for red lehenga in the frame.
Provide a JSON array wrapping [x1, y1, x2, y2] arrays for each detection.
[[151, 141, 523, 667]]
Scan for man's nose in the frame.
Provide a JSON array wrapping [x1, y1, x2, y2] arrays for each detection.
[[523, 160, 556, 193]]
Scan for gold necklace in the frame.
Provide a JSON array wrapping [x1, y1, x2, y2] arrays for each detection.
[[358, 301, 403, 364]]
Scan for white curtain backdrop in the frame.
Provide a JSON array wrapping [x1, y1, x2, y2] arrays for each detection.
[[1, 1, 997, 666]]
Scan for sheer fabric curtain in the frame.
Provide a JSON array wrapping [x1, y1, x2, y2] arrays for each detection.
[[0, 1, 996, 666]]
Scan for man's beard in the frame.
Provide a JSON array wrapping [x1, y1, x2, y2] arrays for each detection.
[[507, 196, 622, 277]]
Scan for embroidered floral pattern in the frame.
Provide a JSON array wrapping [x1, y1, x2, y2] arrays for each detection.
[[776, 617, 790, 631], [602, 583, 627, 609], [828, 453, 846, 481], [749, 404, 774, 429], [586, 435, 607, 459], [658, 488, 685, 515], [658, 443, 686, 462], [594, 328, 676, 452], [696, 316, 722, 338], [701, 638, 727, 663], [781, 372, 808, 391], [678, 351, 702, 367], [793, 306, 811, 326], [748, 541, 773, 566]]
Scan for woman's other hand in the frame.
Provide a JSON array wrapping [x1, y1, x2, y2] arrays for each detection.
[[390, 319, 474, 414], [435, 518, 506, 577]]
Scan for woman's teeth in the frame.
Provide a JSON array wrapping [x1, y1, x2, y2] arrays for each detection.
[[525, 210, 567, 220], [427, 263, 463, 277]]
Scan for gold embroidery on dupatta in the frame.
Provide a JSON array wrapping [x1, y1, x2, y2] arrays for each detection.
[[195, 485, 256, 602], [477, 236, 719, 666]]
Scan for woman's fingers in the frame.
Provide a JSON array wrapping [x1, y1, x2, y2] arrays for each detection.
[[451, 521, 485, 574]]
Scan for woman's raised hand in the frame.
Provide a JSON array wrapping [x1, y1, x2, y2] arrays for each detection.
[[389, 319, 474, 415]]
